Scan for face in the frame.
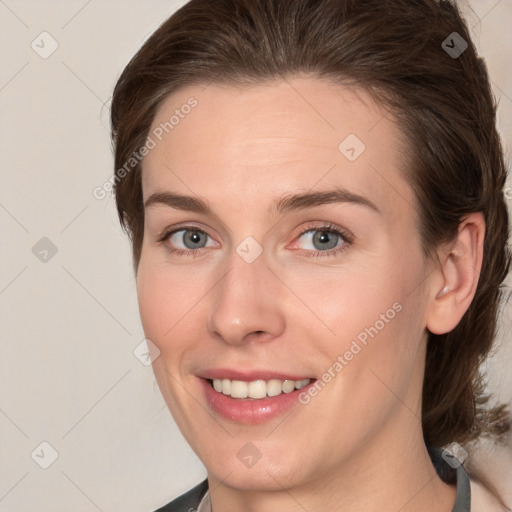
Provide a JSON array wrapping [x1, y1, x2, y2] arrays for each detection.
[[137, 76, 433, 492]]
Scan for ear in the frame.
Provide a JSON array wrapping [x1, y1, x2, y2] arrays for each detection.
[[425, 212, 485, 335]]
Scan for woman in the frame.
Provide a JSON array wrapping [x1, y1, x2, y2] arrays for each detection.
[[110, 0, 511, 510]]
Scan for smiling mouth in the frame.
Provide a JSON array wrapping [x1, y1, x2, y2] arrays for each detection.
[[208, 377, 312, 400]]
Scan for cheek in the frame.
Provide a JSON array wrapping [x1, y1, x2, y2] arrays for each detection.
[[136, 263, 194, 407], [332, 284, 427, 420], [137, 241, 191, 319], [297, 256, 425, 378], [289, 266, 398, 342], [136, 267, 166, 343], [136, 258, 189, 352]]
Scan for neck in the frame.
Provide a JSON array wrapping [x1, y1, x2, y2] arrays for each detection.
[[207, 416, 456, 512]]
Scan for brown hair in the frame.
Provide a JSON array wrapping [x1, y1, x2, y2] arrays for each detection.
[[110, 0, 510, 448]]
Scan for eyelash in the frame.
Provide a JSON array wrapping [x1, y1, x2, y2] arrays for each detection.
[[156, 222, 353, 259]]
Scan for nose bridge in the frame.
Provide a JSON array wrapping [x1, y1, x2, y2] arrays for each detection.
[[207, 245, 285, 345]]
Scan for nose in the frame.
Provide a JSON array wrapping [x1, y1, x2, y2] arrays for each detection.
[[207, 248, 286, 346]]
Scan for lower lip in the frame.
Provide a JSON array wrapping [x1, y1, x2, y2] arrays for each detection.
[[200, 378, 315, 424]]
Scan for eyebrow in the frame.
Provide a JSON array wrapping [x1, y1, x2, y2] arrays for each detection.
[[144, 187, 380, 215]]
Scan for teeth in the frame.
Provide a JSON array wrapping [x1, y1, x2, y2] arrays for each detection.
[[282, 380, 296, 393], [211, 378, 311, 400], [267, 379, 282, 397], [248, 380, 267, 399], [295, 379, 310, 389], [221, 378, 231, 395], [231, 380, 248, 399]]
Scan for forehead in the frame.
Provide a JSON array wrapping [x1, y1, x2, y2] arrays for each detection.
[[141, 76, 415, 221]]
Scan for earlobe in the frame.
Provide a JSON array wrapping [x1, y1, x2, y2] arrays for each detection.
[[426, 212, 485, 335]]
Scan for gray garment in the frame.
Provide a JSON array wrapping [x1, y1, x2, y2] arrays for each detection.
[[454, 464, 472, 511], [429, 446, 471, 512]]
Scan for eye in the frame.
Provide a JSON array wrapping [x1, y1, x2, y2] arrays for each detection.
[[299, 230, 340, 251], [157, 223, 352, 258], [293, 223, 352, 258], [159, 227, 217, 255]]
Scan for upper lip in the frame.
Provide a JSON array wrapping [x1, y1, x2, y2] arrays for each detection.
[[197, 368, 314, 382]]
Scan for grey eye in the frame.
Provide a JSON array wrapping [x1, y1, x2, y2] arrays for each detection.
[[298, 230, 343, 251], [170, 229, 211, 250]]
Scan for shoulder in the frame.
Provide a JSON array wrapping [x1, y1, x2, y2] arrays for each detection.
[[153, 480, 209, 512], [470, 479, 511, 512]]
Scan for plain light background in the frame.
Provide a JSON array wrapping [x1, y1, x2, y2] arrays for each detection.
[[0, 1, 511, 511]]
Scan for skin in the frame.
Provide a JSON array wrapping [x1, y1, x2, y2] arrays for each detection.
[[137, 76, 484, 512]]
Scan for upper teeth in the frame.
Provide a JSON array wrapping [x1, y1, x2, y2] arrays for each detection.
[[212, 378, 311, 399]]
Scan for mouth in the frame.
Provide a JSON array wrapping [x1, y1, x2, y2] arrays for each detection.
[[209, 377, 311, 399], [198, 373, 317, 424]]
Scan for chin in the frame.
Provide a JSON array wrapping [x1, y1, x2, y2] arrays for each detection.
[[202, 443, 307, 490], [210, 462, 303, 492]]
